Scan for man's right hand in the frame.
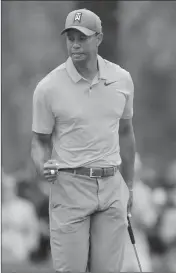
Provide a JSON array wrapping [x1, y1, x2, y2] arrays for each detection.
[[43, 159, 59, 183]]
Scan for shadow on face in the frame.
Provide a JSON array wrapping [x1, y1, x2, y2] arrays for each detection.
[[65, 29, 103, 63]]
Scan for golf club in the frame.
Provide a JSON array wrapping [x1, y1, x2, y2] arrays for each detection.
[[127, 215, 143, 273]]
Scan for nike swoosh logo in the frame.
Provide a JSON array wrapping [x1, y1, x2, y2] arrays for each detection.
[[104, 81, 117, 86]]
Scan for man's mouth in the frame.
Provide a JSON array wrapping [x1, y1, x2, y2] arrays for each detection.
[[72, 53, 84, 56]]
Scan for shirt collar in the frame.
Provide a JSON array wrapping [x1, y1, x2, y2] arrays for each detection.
[[97, 55, 108, 80], [66, 54, 108, 83]]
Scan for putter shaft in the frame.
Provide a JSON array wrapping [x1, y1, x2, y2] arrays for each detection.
[[127, 216, 143, 272], [133, 244, 143, 273]]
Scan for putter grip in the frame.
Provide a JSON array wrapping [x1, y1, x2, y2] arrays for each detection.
[[127, 216, 135, 244]]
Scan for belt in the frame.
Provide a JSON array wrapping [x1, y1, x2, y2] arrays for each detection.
[[59, 166, 119, 178]]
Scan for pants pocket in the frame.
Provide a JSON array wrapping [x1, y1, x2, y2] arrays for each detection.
[[49, 172, 69, 210], [115, 171, 129, 225], [118, 170, 129, 201]]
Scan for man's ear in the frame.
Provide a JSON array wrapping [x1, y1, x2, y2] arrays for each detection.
[[97, 33, 103, 47]]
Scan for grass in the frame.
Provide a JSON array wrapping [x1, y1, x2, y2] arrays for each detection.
[[2, 262, 55, 273]]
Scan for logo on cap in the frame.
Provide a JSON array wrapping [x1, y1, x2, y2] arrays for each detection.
[[74, 12, 82, 22]]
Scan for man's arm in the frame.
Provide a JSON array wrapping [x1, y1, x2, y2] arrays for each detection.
[[119, 118, 136, 190], [31, 132, 53, 176]]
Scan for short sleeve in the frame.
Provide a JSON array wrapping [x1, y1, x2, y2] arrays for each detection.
[[32, 82, 54, 134], [121, 72, 134, 119]]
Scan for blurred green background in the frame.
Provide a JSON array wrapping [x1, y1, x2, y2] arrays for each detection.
[[2, 1, 176, 175], [2, 1, 176, 273]]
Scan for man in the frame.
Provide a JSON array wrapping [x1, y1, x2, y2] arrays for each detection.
[[31, 8, 135, 273]]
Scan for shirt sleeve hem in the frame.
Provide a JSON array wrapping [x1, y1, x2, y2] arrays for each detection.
[[32, 128, 53, 134], [121, 114, 133, 119]]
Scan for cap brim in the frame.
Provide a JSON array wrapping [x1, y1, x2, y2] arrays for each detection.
[[61, 26, 96, 36]]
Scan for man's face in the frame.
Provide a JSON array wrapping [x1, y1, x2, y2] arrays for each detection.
[[66, 29, 102, 63]]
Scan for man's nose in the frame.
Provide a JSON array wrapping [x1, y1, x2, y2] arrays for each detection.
[[72, 41, 81, 49]]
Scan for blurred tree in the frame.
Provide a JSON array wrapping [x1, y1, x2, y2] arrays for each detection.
[[2, 1, 75, 173], [117, 1, 176, 170]]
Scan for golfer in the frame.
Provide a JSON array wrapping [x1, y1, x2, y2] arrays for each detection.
[[31, 8, 135, 273]]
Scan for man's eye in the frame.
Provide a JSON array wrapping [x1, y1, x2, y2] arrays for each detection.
[[68, 36, 74, 42], [80, 36, 87, 41], [67, 35, 87, 42]]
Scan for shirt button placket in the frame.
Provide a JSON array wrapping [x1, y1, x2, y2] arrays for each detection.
[[88, 85, 92, 96]]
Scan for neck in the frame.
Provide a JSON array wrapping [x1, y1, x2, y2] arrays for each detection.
[[73, 55, 98, 81]]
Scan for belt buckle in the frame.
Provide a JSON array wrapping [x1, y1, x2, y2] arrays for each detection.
[[112, 166, 117, 175], [90, 168, 101, 178]]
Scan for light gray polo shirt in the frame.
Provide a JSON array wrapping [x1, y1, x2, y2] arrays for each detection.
[[32, 55, 134, 168]]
